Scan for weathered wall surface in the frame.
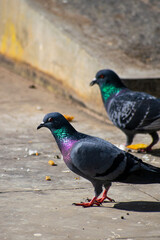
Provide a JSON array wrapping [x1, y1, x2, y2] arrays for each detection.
[[0, 0, 102, 112], [0, 0, 160, 113]]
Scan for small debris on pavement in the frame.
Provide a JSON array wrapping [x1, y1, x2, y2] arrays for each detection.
[[115, 144, 126, 151], [29, 84, 36, 89], [63, 114, 74, 122], [48, 160, 57, 166], [36, 106, 43, 111], [62, 170, 70, 173], [33, 233, 42, 237], [28, 150, 39, 156], [45, 176, 51, 181], [75, 177, 80, 180], [54, 154, 61, 159], [127, 143, 148, 150]]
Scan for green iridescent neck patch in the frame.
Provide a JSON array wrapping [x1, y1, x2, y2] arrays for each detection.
[[101, 84, 122, 101], [53, 127, 70, 141]]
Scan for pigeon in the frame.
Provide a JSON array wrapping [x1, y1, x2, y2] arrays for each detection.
[[90, 69, 160, 152], [37, 112, 160, 207]]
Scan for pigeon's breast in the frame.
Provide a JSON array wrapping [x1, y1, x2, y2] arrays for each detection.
[[61, 139, 78, 164]]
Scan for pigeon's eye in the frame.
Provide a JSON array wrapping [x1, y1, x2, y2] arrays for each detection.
[[48, 117, 53, 122], [100, 75, 104, 79]]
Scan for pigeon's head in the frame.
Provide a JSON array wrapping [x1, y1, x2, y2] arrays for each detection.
[[90, 69, 125, 88], [37, 112, 69, 131]]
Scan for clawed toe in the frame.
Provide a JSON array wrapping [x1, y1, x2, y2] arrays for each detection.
[[106, 197, 115, 202], [72, 201, 100, 207]]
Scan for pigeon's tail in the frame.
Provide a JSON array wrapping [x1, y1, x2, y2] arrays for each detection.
[[131, 167, 160, 184], [116, 157, 160, 184]]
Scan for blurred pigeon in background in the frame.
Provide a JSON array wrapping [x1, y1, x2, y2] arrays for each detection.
[[37, 112, 160, 207], [90, 69, 160, 152]]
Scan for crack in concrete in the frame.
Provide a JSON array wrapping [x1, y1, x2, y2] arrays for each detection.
[[117, 236, 160, 239], [133, 185, 160, 201], [0, 187, 89, 195]]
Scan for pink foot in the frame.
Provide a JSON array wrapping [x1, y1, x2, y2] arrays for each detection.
[[96, 189, 115, 203], [86, 189, 115, 205], [73, 197, 100, 207]]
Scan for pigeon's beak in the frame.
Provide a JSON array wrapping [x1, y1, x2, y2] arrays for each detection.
[[37, 122, 45, 130], [90, 78, 97, 86]]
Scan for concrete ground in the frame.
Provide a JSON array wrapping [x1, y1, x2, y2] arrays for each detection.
[[1, 64, 160, 240]]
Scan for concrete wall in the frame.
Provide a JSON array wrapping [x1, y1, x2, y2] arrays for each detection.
[[0, 0, 102, 110], [0, 0, 160, 114]]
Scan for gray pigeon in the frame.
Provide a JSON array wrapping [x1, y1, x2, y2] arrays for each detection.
[[90, 69, 160, 152], [37, 112, 160, 207]]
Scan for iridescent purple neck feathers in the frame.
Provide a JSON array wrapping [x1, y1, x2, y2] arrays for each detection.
[[51, 126, 78, 161]]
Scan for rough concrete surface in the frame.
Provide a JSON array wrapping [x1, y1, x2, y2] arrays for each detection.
[[1, 64, 160, 240], [35, 0, 160, 68]]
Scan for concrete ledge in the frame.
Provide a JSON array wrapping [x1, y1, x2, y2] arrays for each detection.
[[1, 54, 160, 109]]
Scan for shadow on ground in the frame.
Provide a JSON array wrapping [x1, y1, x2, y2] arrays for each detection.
[[130, 148, 160, 157], [114, 201, 160, 212], [149, 149, 160, 157]]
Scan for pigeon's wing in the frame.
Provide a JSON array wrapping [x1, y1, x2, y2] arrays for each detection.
[[70, 138, 131, 181], [108, 91, 160, 131], [139, 118, 160, 131], [115, 151, 160, 184], [135, 98, 160, 131], [71, 137, 160, 184]]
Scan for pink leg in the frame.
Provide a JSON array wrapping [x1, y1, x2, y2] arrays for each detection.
[[73, 197, 101, 207], [96, 187, 115, 203]]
